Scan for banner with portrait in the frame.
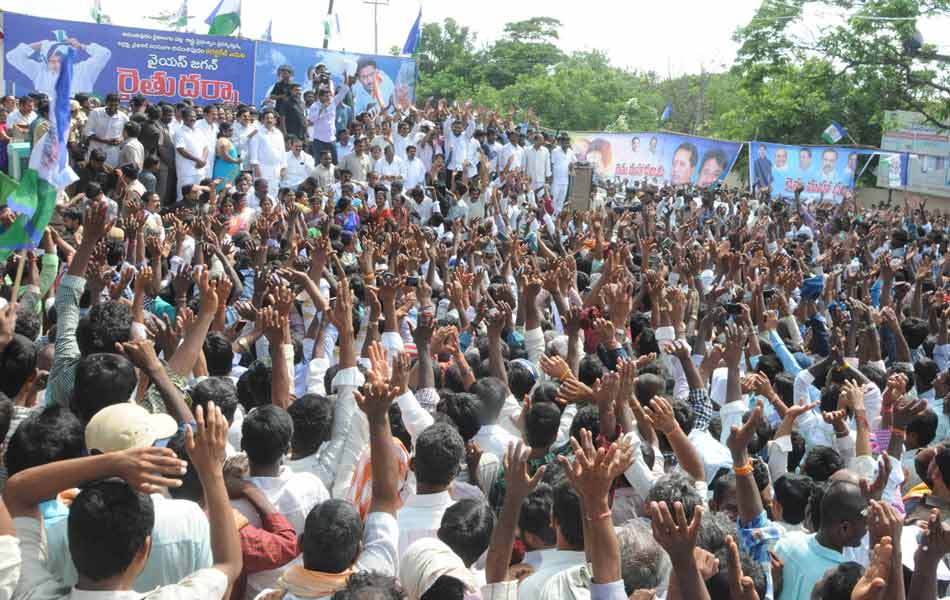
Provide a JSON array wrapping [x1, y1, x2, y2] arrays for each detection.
[[3, 13, 255, 105], [749, 141, 877, 203], [569, 132, 743, 188], [253, 40, 416, 115]]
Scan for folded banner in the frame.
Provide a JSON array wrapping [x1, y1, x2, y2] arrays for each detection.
[[570, 132, 743, 188], [749, 141, 877, 203], [3, 12, 255, 104]]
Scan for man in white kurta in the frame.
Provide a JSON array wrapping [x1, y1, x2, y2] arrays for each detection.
[[524, 134, 551, 192], [249, 111, 287, 196], [173, 109, 208, 199], [551, 134, 576, 213], [84, 94, 128, 167], [193, 106, 219, 180], [282, 137, 315, 189]]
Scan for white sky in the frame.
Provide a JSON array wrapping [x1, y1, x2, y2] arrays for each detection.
[[2, 0, 949, 75]]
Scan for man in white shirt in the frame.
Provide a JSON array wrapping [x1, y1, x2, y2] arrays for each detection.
[[5, 95, 36, 143], [308, 80, 349, 164], [335, 128, 354, 163], [374, 144, 406, 185], [471, 377, 520, 460], [443, 113, 476, 180], [173, 108, 208, 200], [408, 187, 441, 226], [403, 145, 427, 192], [517, 479, 588, 600], [397, 422, 465, 554], [394, 120, 424, 160], [249, 109, 288, 196], [486, 128, 505, 173], [232, 106, 259, 172], [231, 405, 329, 598], [193, 105, 219, 179], [310, 149, 336, 192], [84, 93, 128, 166], [498, 129, 525, 174], [282, 136, 316, 189], [551, 133, 576, 213], [524, 133, 552, 192]]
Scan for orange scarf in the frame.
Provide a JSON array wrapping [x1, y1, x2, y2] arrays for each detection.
[[276, 564, 357, 598]]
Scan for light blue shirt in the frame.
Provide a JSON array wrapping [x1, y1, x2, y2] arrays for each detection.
[[773, 531, 848, 600], [44, 494, 212, 592]]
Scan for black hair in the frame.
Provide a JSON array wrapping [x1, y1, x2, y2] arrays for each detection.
[[236, 360, 273, 411], [123, 120, 140, 138], [708, 545, 767, 600], [700, 148, 729, 171], [578, 355, 605, 387], [711, 471, 737, 512], [302, 499, 363, 573], [330, 571, 403, 600], [470, 377, 507, 425], [569, 405, 601, 443], [189, 377, 238, 422], [71, 353, 138, 425], [5, 406, 84, 478], [202, 332, 234, 377], [68, 480, 154, 581], [414, 423, 464, 487], [166, 430, 202, 502], [0, 395, 13, 445], [525, 401, 560, 449], [935, 445, 950, 489], [14, 298, 41, 342], [914, 357, 939, 392], [674, 142, 699, 167], [507, 361, 536, 399], [788, 430, 806, 473], [531, 382, 559, 407], [634, 373, 664, 404], [0, 333, 36, 398], [908, 409, 939, 447], [438, 498, 495, 567], [76, 300, 132, 355], [288, 394, 335, 458], [812, 562, 864, 600], [672, 400, 696, 436], [436, 393, 481, 442], [519, 484, 556, 547], [241, 405, 293, 466], [552, 479, 584, 547], [803, 446, 844, 482], [902, 317, 929, 349], [774, 474, 815, 525], [421, 576, 466, 600]]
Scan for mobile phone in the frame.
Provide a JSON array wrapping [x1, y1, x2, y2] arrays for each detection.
[[406, 275, 420, 287], [762, 288, 776, 302], [724, 302, 743, 315]]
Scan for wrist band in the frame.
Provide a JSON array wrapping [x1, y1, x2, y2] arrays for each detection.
[[734, 462, 754, 476], [585, 510, 611, 522], [891, 427, 907, 437]]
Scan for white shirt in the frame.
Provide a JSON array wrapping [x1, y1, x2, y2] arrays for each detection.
[[173, 125, 207, 186], [472, 424, 520, 463], [232, 121, 259, 171], [518, 549, 588, 600], [282, 150, 316, 188], [443, 116, 475, 171], [45, 495, 213, 593], [403, 157, 426, 191], [374, 155, 405, 181], [5, 108, 36, 142], [231, 467, 329, 597], [409, 195, 440, 225], [193, 119, 218, 177], [7, 42, 111, 100], [396, 490, 454, 555], [249, 127, 287, 174], [524, 145, 551, 187], [551, 147, 576, 184], [498, 142, 525, 173], [84, 107, 129, 165]]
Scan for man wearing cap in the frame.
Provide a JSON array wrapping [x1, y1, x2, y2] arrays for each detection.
[[551, 133, 575, 213], [42, 403, 214, 592], [268, 64, 295, 115]]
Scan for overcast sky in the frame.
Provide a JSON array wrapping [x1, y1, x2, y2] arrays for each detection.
[[2, 0, 949, 75]]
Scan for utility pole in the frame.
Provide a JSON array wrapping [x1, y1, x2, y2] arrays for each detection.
[[362, 0, 389, 54], [323, 0, 334, 49]]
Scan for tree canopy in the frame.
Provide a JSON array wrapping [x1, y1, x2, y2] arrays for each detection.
[[403, 1, 950, 145]]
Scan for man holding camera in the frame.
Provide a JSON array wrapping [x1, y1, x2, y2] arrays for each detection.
[[308, 71, 350, 165]]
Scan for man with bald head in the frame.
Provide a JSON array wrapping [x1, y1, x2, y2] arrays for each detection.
[[773, 480, 868, 600]]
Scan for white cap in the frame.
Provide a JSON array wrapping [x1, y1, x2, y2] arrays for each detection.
[[85, 403, 179, 454]]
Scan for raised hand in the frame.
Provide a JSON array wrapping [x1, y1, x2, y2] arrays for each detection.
[[185, 403, 228, 482], [726, 535, 760, 600], [641, 396, 679, 436], [727, 400, 764, 460], [559, 428, 635, 504], [650, 500, 703, 557], [354, 381, 399, 423], [505, 441, 546, 502], [851, 536, 893, 600]]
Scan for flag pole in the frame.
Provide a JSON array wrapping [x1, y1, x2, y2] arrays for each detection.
[[10, 250, 26, 305]]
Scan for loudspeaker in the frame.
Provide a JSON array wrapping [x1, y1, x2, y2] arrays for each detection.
[[568, 164, 593, 211]]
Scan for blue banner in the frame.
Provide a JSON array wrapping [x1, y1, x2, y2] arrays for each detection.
[[570, 132, 743, 188], [254, 40, 416, 115], [749, 141, 877, 203], [3, 12, 255, 105]]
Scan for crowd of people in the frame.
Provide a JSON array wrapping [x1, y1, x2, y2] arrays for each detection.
[[0, 67, 948, 600]]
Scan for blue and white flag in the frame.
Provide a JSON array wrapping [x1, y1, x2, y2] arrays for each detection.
[[822, 120, 847, 144], [660, 101, 672, 122], [402, 7, 422, 55]]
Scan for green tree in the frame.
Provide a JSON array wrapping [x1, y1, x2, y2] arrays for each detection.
[[412, 19, 484, 101], [482, 17, 566, 89]]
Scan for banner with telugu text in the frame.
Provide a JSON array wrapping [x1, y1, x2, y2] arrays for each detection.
[[569, 132, 743, 189], [3, 12, 255, 105], [749, 141, 877, 203]]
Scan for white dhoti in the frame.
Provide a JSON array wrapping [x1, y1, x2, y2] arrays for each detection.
[[552, 181, 569, 213], [174, 161, 203, 200], [257, 164, 282, 196]]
